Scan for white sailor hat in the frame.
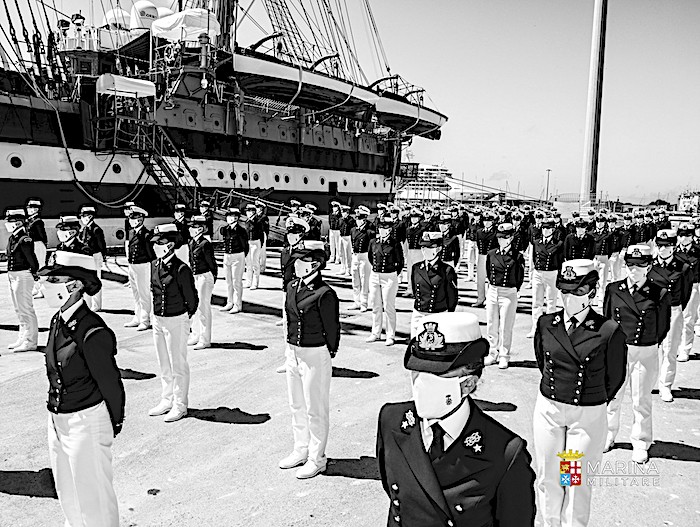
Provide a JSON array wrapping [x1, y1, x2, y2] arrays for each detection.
[[123, 202, 135, 216], [38, 250, 101, 296], [355, 205, 370, 217], [497, 222, 515, 237], [289, 198, 302, 207], [56, 215, 81, 230], [330, 200, 341, 207], [376, 203, 387, 210], [200, 200, 211, 207], [245, 203, 256, 211], [128, 206, 148, 218], [291, 240, 327, 269], [420, 231, 443, 247], [79, 205, 97, 215], [285, 216, 310, 232], [438, 213, 452, 222], [190, 215, 208, 226], [226, 207, 241, 216], [677, 223, 694, 236], [306, 203, 318, 213], [624, 244, 653, 265], [340, 204, 351, 211], [655, 229, 677, 246], [151, 223, 181, 243], [298, 206, 312, 215], [174, 203, 187, 212], [5, 208, 26, 221], [26, 198, 42, 208], [410, 207, 423, 217], [557, 259, 598, 292]]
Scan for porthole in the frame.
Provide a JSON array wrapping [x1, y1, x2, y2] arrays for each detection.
[[362, 180, 367, 187], [274, 174, 280, 183], [253, 172, 260, 182], [284, 174, 290, 183], [10, 156, 21, 168], [230, 171, 236, 180], [320, 177, 325, 185], [217, 170, 224, 180], [333, 138, 338, 146], [303, 176, 308, 185], [281, 130, 286, 138], [261, 127, 266, 134], [317, 136, 323, 143], [242, 172, 248, 181], [115, 229, 125, 240], [373, 181, 377, 188], [214, 120, 220, 127], [74, 161, 85, 172], [112, 163, 122, 174], [343, 179, 348, 187], [291, 132, 296, 139], [191, 169, 198, 178], [188, 116, 194, 123]]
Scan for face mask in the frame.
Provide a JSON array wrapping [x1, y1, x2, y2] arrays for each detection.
[[246, 211, 255, 219], [57, 230, 73, 243], [576, 228, 586, 237], [596, 222, 606, 229], [286, 232, 302, 246], [483, 221, 493, 229], [153, 244, 170, 259], [657, 246, 674, 259], [26, 207, 39, 216], [80, 216, 90, 225], [189, 227, 202, 238], [497, 237, 512, 250], [439, 223, 449, 232], [5, 221, 18, 234], [378, 227, 391, 239], [256, 208, 264, 216], [410, 217, 420, 224], [356, 218, 366, 228], [411, 372, 466, 419], [627, 265, 649, 284], [294, 260, 317, 279], [129, 218, 142, 228], [422, 247, 440, 262], [199, 207, 208, 214], [226, 216, 237, 225], [624, 220, 631, 227], [679, 236, 692, 246], [542, 228, 553, 238], [561, 292, 592, 318], [174, 212, 185, 221], [43, 281, 75, 309], [341, 212, 349, 218], [513, 220, 520, 228]]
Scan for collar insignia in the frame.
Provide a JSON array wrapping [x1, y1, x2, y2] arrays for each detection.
[[417, 322, 445, 351], [619, 283, 626, 290], [464, 430, 483, 454], [401, 409, 416, 432], [585, 319, 595, 329], [67, 319, 77, 331], [553, 314, 561, 326]]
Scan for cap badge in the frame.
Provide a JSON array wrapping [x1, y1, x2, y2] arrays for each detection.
[[659, 231, 668, 239], [632, 248, 642, 257], [464, 431, 483, 454], [417, 322, 445, 351], [562, 266, 576, 280]]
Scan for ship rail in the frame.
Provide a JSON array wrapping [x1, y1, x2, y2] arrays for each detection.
[[208, 188, 291, 242]]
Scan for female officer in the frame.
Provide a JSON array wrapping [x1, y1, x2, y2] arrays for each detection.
[[533, 259, 627, 527], [38, 250, 125, 527]]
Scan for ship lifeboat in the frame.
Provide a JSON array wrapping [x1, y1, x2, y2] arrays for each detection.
[[374, 92, 447, 139]]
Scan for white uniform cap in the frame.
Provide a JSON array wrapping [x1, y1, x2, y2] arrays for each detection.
[[303, 240, 325, 251], [285, 216, 310, 231], [355, 205, 370, 216], [154, 223, 178, 234], [129, 206, 148, 217], [54, 250, 97, 271]]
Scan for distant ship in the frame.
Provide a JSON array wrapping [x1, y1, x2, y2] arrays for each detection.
[[0, 0, 447, 247]]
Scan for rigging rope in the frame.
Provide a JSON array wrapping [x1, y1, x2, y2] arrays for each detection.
[[363, 0, 389, 74]]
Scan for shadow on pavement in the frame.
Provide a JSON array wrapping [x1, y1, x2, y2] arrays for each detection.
[[119, 368, 157, 380], [325, 456, 380, 480], [0, 468, 57, 498], [672, 387, 700, 400], [211, 342, 268, 351], [332, 367, 379, 379], [99, 308, 135, 316], [474, 399, 517, 412], [187, 407, 271, 425], [615, 441, 700, 462], [508, 360, 538, 368], [0, 324, 49, 332]]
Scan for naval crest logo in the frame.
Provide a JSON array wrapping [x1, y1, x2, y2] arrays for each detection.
[[632, 248, 642, 257], [557, 449, 584, 486], [417, 322, 445, 351], [562, 266, 576, 280]]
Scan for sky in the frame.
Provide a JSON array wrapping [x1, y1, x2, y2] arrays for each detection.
[[7, 0, 700, 204]]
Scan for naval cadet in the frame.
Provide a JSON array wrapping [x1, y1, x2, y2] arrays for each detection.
[[410, 231, 458, 338], [563, 218, 595, 260], [474, 212, 498, 307], [404, 208, 426, 297], [39, 250, 125, 527], [484, 223, 525, 370], [533, 260, 627, 527], [648, 229, 693, 402], [676, 223, 700, 361], [437, 214, 460, 268], [255, 200, 270, 273], [367, 217, 404, 346], [604, 245, 672, 464], [188, 215, 218, 350], [527, 218, 564, 338], [78, 205, 108, 311], [377, 311, 536, 527], [280, 241, 340, 479], [244, 203, 264, 289], [198, 199, 214, 238], [591, 214, 614, 305], [26, 198, 47, 299], [465, 209, 480, 282], [328, 200, 342, 264], [149, 224, 199, 422], [54, 215, 91, 257], [614, 213, 637, 281], [566, 211, 580, 235], [5, 207, 39, 352], [124, 206, 155, 331], [338, 204, 355, 276], [220, 207, 249, 314], [350, 205, 374, 312], [304, 203, 323, 241], [173, 203, 190, 264]]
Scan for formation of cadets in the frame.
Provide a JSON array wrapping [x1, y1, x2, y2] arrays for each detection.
[[4, 195, 700, 526]]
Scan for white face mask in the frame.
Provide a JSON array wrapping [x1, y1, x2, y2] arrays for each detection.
[[439, 223, 449, 232], [542, 228, 553, 238], [294, 259, 317, 279], [627, 265, 649, 284], [410, 217, 420, 224], [43, 281, 75, 309], [411, 372, 466, 420], [483, 221, 493, 229], [189, 227, 203, 238], [679, 235, 692, 246], [378, 227, 391, 239], [5, 221, 18, 234], [174, 212, 185, 221], [356, 218, 366, 228], [129, 218, 142, 228], [422, 246, 440, 262], [226, 216, 237, 225], [657, 246, 674, 259], [341, 212, 349, 218], [153, 243, 170, 259], [561, 292, 592, 318], [26, 207, 39, 216], [80, 216, 91, 225], [576, 228, 586, 237], [286, 232, 302, 246], [57, 230, 73, 243], [199, 207, 208, 214], [497, 237, 512, 250], [246, 211, 255, 219]]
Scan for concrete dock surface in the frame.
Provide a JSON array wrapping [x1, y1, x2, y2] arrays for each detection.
[[1, 251, 698, 526]]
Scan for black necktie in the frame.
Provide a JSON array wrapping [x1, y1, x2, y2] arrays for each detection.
[[429, 423, 445, 461], [631, 284, 638, 296], [568, 316, 578, 335]]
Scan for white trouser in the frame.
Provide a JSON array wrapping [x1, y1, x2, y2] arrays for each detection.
[[339, 236, 352, 273], [48, 401, 118, 527], [153, 313, 190, 413], [531, 270, 558, 331], [87, 253, 103, 311], [191, 271, 214, 346], [525, 245, 534, 281], [681, 283, 700, 356], [351, 253, 370, 308], [610, 251, 624, 282], [369, 271, 399, 340], [607, 344, 659, 451], [246, 240, 262, 287], [223, 252, 245, 309], [466, 240, 477, 280], [486, 285, 518, 358], [285, 343, 332, 467], [533, 394, 606, 527], [411, 309, 441, 339], [329, 229, 341, 263], [476, 254, 487, 303], [8, 270, 38, 347], [128, 262, 151, 326], [406, 249, 424, 292], [32, 241, 47, 295], [260, 239, 268, 272], [282, 291, 288, 340], [174, 244, 189, 265], [456, 236, 464, 266], [658, 305, 683, 390], [593, 255, 610, 303]]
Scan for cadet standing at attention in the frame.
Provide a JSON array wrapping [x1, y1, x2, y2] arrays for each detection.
[[676, 223, 700, 361], [256, 200, 270, 273], [533, 259, 627, 527], [173, 203, 190, 264], [280, 241, 340, 479], [188, 215, 218, 350], [410, 231, 458, 338], [78, 205, 108, 311], [39, 251, 125, 527], [404, 208, 426, 297], [124, 206, 155, 331], [54, 215, 91, 256], [220, 207, 249, 314], [484, 223, 525, 370], [474, 212, 497, 307], [604, 245, 672, 464], [367, 217, 404, 346], [377, 311, 536, 527], [563, 218, 595, 261], [5, 207, 39, 352], [26, 198, 47, 299], [244, 203, 264, 289], [149, 224, 199, 423], [527, 218, 564, 338], [328, 200, 342, 264], [338, 204, 355, 276], [350, 205, 374, 312]]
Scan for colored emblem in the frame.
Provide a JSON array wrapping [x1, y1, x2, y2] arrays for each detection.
[[557, 449, 584, 486], [562, 266, 576, 280], [417, 322, 445, 351]]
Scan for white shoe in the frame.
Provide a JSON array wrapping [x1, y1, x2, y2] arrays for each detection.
[[250, 285, 258, 290], [484, 355, 498, 366], [148, 400, 172, 416], [603, 438, 615, 453], [163, 408, 187, 422], [193, 342, 209, 350], [7, 340, 21, 349], [359, 306, 368, 313], [124, 320, 140, 328], [220, 304, 234, 312], [275, 320, 284, 326], [12, 343, 37, 352], [526, 330, 535, 338], [385, 339, 395, 346], [632, 449, 648, 464], [276, 364, 286, 373], [187, 337, 198, 346], [279, 451, 307, 470], [659, 386, 674, 402], [677, 353, 690, 362], [136, 323, 151, 331], [33, 292, 44, 299], [498, 357, 509, 369], [229, 307, 241, 314], [365, 335, 380, 343], [295, 460, 326, 479]]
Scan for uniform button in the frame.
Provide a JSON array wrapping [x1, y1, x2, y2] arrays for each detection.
[[394, 516, 400, 523], [448, 521, 454, 527], [575, 390, 580, 394], [573, 398, 578, 403], [577, 381, 582, 385], [578, 372, 583, 377], [393, 499, 399, 507], [550, 377, 554, 381], [551, 394, 556, 399], [585, 357, 589, 362], [54, 406, 58, 411], [455, 504, 463, 513], [57, 379, 61, 384]]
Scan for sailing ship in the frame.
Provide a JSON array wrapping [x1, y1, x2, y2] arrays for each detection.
[[0, 0, 447, 246]]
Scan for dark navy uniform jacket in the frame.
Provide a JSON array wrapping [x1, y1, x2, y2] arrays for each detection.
[[27, 215, 48, 244], [151, 255, 199, 318], [369, 237, 404, 274], [280, 244, 301, 291], [128, 227, 155, 264], [307, 217, 322, 241], [512, 224, 529, 252], [351, 223, 375, 253], [476, 226, 497, 255], [45, 303, 125, 435], [617, 225, 636, 248], [531, 236, 564, 272], [285, 275, 340, 354], [339, 215, 356, 236], [245, 216, 266, 242], [439, 233, 460, 267], [676, 243, 700, 284], [329, 212, 341, 231], [406, 222, 426, 250], [79, 221, 107, 256], [411, 260, 458, 313], [221, 224, 249, 255], [7, 228, 39, 272], [591, 228, 613, 257], [603, 279, 672, 346], [174, 218, 190, 249], [486, 247, 525, 290], [189, 235, 218, 279], [563, 233, 595, 260], [648, 257, 693, 309], [377, 397, 536, 527], [535, 309, 628, 406]]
